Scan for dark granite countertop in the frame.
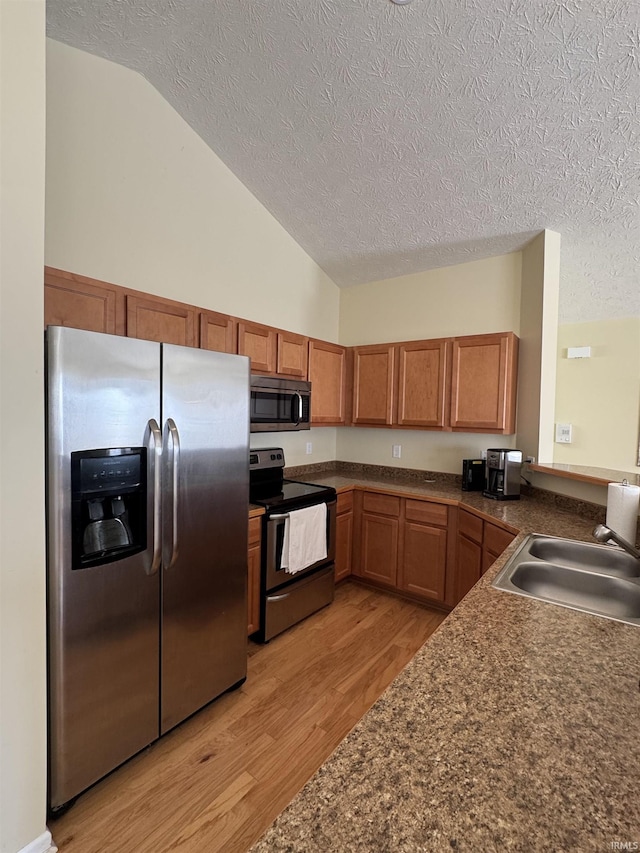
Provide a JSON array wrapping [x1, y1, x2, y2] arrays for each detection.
[[250, 473, 640, 851]]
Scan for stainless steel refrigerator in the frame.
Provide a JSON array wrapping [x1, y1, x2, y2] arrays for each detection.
[[46, 326, 250, 812]]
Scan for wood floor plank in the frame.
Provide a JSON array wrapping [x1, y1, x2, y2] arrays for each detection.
[[49, 580, 446, 853]]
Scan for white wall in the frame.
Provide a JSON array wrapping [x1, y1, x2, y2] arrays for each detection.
[[339, 252, 522, 345], [0, 3, 49, 853], [517, 230, 560, 465], [554, 317, 640, 472], [336, 252, 522, 470], [45, 40, 339, 341], [45, 39, 342, 466]]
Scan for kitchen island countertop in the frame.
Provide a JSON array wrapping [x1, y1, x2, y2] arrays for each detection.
[[250, 475, 640, 851]]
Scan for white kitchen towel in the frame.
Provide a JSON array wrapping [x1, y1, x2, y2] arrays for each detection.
[[280, 503, 327, 574]]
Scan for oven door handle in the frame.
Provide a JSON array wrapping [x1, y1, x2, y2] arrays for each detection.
[[269, 513, 289, 570], [267, 592, 290, 602]]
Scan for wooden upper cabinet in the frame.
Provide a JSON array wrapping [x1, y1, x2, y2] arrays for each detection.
[[44, 267, 123, 335], [397, 339, 450, 428], [277, 331, 308, 378], [449, 332, 519, 434], [308, 340, 347, 425], [126, 292, 197, 346], [199, 309, 236, 354], [237, 320, 277, 374], [351, 344, 396, 425]]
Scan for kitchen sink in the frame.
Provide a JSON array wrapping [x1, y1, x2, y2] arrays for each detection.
[[492, 534, 640, 626], [526, 536, 640, 577]]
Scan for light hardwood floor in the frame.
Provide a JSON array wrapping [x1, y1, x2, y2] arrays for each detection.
[[49, 580, 446, 853]]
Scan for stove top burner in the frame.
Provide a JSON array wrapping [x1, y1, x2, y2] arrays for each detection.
[[251, 479, 336, 512], [249, 446, 336, 512]]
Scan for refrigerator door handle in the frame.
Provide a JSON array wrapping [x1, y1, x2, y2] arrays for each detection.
[[147, 418, 162, 575], [164, 417, 180, 570]]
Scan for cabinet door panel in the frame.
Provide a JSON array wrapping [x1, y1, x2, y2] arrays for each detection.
[[126, 294, 197, 346], [238, 321, 277, 374], [457, 508, 483, 544], [352, 346, 395, 425], [456, 535, 482, 603], [405, 499, 448, 527], [362, 492, 400, 517], [484, 521, 516, 556], [450, 333, 518, 433], [400, 522, 447, 601], [199, 310, 236, 354], [309, 340, 347, 425], [248, 517, 262, 635], [335, 511, 353, 582], [45, 268, 120, 334], [337, 490, 354, 514], [359, 514, 398, 586], [397, 340, 449, 427], [277, 331, 308, 378]]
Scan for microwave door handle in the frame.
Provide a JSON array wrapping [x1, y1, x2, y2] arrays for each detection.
[[292, 392, 302, 425]]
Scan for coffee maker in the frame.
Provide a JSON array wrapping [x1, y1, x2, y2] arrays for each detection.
[[483, 448, 523, 501]]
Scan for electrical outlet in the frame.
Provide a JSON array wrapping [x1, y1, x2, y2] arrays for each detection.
[[525, 456, 535, 464], [305, 442, 312, 455], [392, 445, 401, 459]]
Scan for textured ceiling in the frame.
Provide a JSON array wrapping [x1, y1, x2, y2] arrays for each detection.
[[46, 0, 640, 323]]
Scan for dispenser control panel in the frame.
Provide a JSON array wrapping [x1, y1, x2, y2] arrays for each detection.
[[79, 453, 141, 494]]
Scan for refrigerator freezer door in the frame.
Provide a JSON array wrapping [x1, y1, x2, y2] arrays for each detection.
[[160, 345, 249, 733], [47, 327, 161, 810]]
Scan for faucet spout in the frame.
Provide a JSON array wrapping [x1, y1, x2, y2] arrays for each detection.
[[593, 524, 640, 560]]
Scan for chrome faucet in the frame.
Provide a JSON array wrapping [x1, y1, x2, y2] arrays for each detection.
[[593, 524, 640, 560]]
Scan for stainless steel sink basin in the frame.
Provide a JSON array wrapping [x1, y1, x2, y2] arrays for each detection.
[[527, 537, 640, 577], [492, 533, 640, 626]]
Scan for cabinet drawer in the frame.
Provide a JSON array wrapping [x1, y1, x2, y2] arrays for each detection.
[[362, 492, 400, 517], [248, 516, 262, 546], [337, 490, 354, 514], [458, 509, 483, 544], [484, 522, 516, 556], [405, 499, 448, 527]]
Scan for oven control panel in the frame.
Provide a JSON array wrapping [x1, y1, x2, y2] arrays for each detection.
[[250, 448, 285, 470]]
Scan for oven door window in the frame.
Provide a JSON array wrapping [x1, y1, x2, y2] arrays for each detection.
[[251, 390, 297, 425]]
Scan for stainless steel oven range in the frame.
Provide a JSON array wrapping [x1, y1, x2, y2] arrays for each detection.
[[249, 448, 336, 642]]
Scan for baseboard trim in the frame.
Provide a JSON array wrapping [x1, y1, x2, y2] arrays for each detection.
[[17, 830, 57, 853]]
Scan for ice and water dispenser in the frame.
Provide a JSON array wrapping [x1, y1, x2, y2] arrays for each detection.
[[70, 447, 147, 569]]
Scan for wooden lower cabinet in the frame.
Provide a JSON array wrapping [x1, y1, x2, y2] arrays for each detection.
[[454, 509, 517, 604], [354, 492, 400, 586], [335, 491, 354, 582], [455, 532, 483, 603], [398, 499, 448, 602], [482, 520, 517, 574], [247, 516, 262, 636]]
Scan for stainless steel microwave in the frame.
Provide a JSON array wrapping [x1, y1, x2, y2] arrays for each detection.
[[250, 375, 311, 432]]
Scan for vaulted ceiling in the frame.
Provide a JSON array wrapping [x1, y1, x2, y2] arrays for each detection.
[[46, 0, 640, 324]]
